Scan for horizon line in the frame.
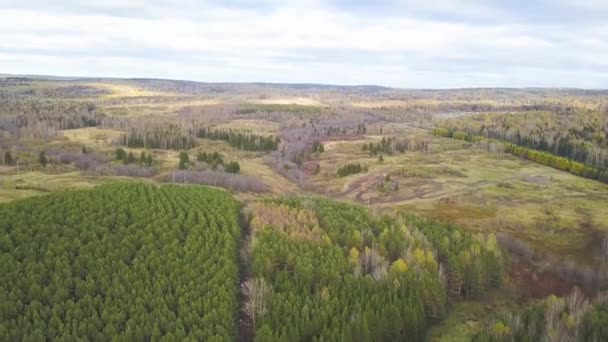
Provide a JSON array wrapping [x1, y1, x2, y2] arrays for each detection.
[[2, 72, 607, 92]]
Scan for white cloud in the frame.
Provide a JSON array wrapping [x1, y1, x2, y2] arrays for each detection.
[[0, 1, 606, 87]]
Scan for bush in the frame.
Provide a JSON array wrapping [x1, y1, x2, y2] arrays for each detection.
[[337, 163, 364, 177]]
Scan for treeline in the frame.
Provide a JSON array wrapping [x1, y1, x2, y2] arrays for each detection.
[[122, 125, 197, 150], [244, 198, 505, 341], [337, 163, 367, 177], [120, 125, 280, 152], [0, 184, 241, 340], [235, 103, 322, 115], [435, 111, 608, 170], [197, 128, 279, 151], [166, 170, 268, 192], [433, 128, 608, 183], [115, 148, 154, 166], [473, 289, 608, 342], [362, 137, 430, 156], [45, 149, 156, 178], [504, 143, 608, 182], [0, 99, 104, 139], [177, 150, 240, 173], [432, 127, 482, 143]]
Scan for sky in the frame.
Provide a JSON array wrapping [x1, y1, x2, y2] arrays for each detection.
[[0, 0, 607, 88]]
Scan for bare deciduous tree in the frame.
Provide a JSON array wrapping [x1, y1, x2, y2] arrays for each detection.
[[166, 170, 269, 192], [242, 277, 271, 331]]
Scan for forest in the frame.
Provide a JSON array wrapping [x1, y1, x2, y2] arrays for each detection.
[[0, 183, 505, 341], [0, 184, 241, 341], [432, 128, 608, 183], [244, 198, 504, 341], [197, 128, 280, 152], [435, 110, 608, 170], [473, 289, 608, 341]]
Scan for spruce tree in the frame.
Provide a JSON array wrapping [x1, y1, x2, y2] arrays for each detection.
[[178, 151, 190, 170], [126, 152, 136, 165], [4, 151, 13, 165], [115, 148, 127, 161], [38, 151, 48, 167]]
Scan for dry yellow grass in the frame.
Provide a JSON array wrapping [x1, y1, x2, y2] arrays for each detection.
[[59, 127, 124, 147], [251, 97, 326, 106], [0, 170, 121, 203], [212, 119, 280, 135], [89, 83, 177, 98], [303, 126, 608, 264]]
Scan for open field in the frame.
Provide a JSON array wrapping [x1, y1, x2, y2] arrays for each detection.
[[212, 119, 281, 135], [304, 126, 608, 265], [0, 169, 144, 203], [251, 97, 326, 106], [59, 127, 125, 147]]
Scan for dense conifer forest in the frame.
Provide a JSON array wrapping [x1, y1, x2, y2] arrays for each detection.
[[0, 184, 241, 341], [196, 128, 280, 152]]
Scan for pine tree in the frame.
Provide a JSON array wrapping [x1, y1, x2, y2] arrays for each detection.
[[115, 148, 127, 161], [38, 151, 48, 167], [178, 151, 190, 170], [4, 151, 13, 165], [126, 152, 136, 165]]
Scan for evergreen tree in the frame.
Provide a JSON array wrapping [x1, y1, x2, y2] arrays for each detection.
[[126, 152, 136, 165], [4, 151, 13, 165], [225, 161, 240, 174], [38, 151, 48, 167], [337, 163, 364, 177], [312, 141, 325, 153], [115, 148, 127, 161], [0, 184, 241, 340], [178, 151, 190, 170]]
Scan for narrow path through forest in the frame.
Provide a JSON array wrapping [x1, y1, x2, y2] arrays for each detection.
[[237, 208, 253, 342]]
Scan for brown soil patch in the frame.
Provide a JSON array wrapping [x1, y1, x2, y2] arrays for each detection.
[[510, 260, 581, 299]]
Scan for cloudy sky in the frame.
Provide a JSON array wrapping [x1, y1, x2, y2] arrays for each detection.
[[1, 0, 607, 88]]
